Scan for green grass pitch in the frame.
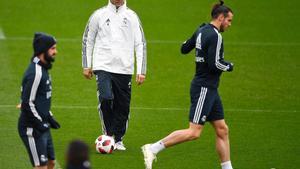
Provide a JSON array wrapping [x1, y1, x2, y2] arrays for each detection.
[[0, 0, 299, 168]]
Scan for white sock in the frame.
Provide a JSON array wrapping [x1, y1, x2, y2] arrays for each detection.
[[221, 161, 233, 169], [149, 140, 165, 154]]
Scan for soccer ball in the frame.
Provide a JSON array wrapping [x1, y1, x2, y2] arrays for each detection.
[[95, 135, 115, 154]]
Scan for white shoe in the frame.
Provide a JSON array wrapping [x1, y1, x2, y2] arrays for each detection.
[[141, 144, 157, 169], [114, 141, 126, 151]]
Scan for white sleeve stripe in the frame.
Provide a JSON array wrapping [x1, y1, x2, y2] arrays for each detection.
[[29, 64, 43, 122], [214, 30, 229, 71], [82, 10, 100, 68], [82, 14, 94, 68], [135, 14, 147, 75], [82, 23, 89, 68], [139, 24, 147, 74], [216, 62, 228, 69], [215, 33, 228, 70]]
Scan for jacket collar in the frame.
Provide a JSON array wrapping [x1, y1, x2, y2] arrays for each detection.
[[32, 56, 40, 64], [107, 0, 126, 13], [209, 23, 220, 32], [32, 56, 52, 69]]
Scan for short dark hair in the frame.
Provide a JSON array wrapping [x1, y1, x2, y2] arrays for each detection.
[[211, 0, 233, 19], [66, 140, 90, 169]]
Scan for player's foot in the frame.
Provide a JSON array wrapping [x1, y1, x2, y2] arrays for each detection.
[[141, 144, 157, 169], [115, 141, 126, 151]]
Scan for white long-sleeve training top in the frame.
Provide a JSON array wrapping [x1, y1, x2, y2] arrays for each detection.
[[82, 1, 147, 75]]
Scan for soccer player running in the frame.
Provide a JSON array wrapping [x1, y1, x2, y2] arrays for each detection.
[[18, 32, 60, 169], [82, 0, 147, 150], [142, 1, 234, 169]]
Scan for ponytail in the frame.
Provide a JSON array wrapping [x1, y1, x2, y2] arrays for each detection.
[[211, 0, 233, 19]]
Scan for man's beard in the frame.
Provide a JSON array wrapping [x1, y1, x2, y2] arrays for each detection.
[[44, 52, 55, 69], [220, 25, 225, 32]]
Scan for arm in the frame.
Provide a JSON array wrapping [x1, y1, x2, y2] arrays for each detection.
[[181, 31, 197, 54], [134, 15, 147, 85], [207, 33, 233, 73], [82, 11, 99, 79], [48, 111, 60, 129], [181, 24, 206, 54], [21, 67, 49, 132]]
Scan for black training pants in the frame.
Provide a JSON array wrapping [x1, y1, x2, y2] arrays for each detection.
[[94, 70, 132, 142]]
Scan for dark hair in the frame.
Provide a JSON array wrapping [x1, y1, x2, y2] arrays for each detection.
[[211, 0, 233, 19], [66, 140, 91, 169]]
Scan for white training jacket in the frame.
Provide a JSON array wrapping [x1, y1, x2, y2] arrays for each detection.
[[82, 1, 147, 75]]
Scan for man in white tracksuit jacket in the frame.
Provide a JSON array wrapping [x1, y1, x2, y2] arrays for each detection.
[[82, 0, 146, 150]]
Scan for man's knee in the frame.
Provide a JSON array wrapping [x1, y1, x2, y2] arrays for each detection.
[[97, 85, 113, 102], [216, 124, 229, 138], [187, 125, 203, 140], [188, 131, 200, 140], [98, 90, 113, 104]]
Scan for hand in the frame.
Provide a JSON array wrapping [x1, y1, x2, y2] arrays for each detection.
[[36, 122, 50, 132], [136, 74, 145, 85], [49, 116, 60, 129], [16, 104, 21, 109], [83, 68, 93, 79], [228, 63, 234, 72]]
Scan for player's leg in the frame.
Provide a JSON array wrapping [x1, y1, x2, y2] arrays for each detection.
[[142, 86, 213, 169], [18, 126, 50, 169], [46, 131, 55, 169], [211, 120, 233, 169], [142, 122, 203, 169], [34, 166, 47, 169], [144, 122, 205, 154], [162, 122, 203, 147], [209, 93, 233, 169], [163, 86, 213, 146], [94, 70, 114, 136], [111, 73, 132, 150], [211, 120, 230, 162], [46, 160, 55, 169], [160, 86, 216, 147]]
